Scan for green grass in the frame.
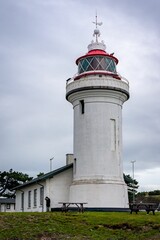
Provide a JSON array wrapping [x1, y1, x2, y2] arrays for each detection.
[[0, 211, 160, 239]]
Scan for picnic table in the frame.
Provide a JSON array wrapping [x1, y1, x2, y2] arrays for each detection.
[[129, 203, 157, 215], [58, 202, 87, 213]]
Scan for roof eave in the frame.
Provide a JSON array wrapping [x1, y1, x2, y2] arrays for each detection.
[[13, 163, 73, 190]]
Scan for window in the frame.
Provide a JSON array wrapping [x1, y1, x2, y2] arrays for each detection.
[[110, 119, 116, 151], [80, 100, 84, 114], [6, 204, 10, 209], [28, 191, 31, 208], [21, 192, 24, 210], [78, 56, 116, 74], [40, 187, 44, 206], [34, 189, 37, 207], [74, 158, 77, 174], [105, 58, 116, 72]]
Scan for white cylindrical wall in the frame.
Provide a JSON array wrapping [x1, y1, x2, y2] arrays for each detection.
[[73, 93, 123, 182], [69, 182, 128, 208], [66, 76, 129, 208]]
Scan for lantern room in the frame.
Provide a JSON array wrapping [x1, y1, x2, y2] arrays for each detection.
[[74, 17, 121, 81]]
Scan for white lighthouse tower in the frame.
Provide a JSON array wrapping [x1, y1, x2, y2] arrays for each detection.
[[66, 17, 129, 210]]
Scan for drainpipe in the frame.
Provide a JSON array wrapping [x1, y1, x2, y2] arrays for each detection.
[[37, 182, 44, 212]]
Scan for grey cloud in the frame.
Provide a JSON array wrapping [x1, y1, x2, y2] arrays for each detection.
[[0, 0, 160, 190]]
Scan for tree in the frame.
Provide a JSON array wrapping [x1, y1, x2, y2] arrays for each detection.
[[37, 172, 45, 178], [148, 190, 160, 196], [123, 174, 139, 203], [0, 169, 33, 198]]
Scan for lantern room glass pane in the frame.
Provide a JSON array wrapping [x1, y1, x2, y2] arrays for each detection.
[[78, 57, 93, 74], [78, 56, 117, 74], [105, 58, 116, 73], [98, 57, 106, 70]]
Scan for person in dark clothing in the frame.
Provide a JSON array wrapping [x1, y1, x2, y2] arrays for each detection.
[[45, 196, 51, 212]]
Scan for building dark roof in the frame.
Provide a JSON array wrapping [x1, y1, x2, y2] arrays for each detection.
[[13, 164, 73, 190], [0, 198, 15, 204]]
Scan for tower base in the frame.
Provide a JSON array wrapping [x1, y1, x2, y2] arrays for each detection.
[[69, 182, 129, 209]]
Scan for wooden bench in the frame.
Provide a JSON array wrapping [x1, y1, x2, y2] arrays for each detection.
[[129, 203, 157, 215], [58, 202, 87, 213]]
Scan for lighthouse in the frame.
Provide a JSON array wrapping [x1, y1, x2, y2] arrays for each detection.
[[66, 17, 129, 210]]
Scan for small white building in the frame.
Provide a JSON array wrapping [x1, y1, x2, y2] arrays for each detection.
[[0, 197, 15, 212], [14, 162, 73, 212]]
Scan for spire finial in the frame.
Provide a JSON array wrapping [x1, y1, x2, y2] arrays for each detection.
[[92, 12, 103, 43], [88, 13, 106, 51]]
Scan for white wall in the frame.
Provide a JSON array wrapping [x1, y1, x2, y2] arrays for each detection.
[[67, 75, 129, 208], [15, 167, 73, 212], [49, 168, 73, 208], [16, 181, 46, 212]]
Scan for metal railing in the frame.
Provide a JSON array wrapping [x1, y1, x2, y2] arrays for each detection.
[[66, 72, 129, 86]]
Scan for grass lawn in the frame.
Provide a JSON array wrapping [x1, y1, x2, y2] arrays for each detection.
[[0, 211, 160, 239]]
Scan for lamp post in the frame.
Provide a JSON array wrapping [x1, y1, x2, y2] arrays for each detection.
[[131, 160, 136, 203], [50, 157, 54, 171]]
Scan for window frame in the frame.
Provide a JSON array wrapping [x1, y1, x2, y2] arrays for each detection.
[[28, 190, 31, 208], [80, 100, 85, 114], [40, 187, 44, 206], [33, 189, 37, 207], [78, 56, 116, 74]]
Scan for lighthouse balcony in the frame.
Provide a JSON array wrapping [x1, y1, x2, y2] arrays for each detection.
[[66, 74, 129, 100]]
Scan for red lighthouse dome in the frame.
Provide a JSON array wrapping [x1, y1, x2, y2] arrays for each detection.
[[74, 18, 121, 80]]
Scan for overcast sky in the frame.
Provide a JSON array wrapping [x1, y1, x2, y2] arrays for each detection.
[[0, 0, 160, 192]]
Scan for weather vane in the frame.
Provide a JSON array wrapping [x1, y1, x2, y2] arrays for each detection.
[[92, 13, 103, 43]]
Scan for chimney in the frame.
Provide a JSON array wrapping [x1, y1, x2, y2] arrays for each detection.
[[66, 154, 74, 165]]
